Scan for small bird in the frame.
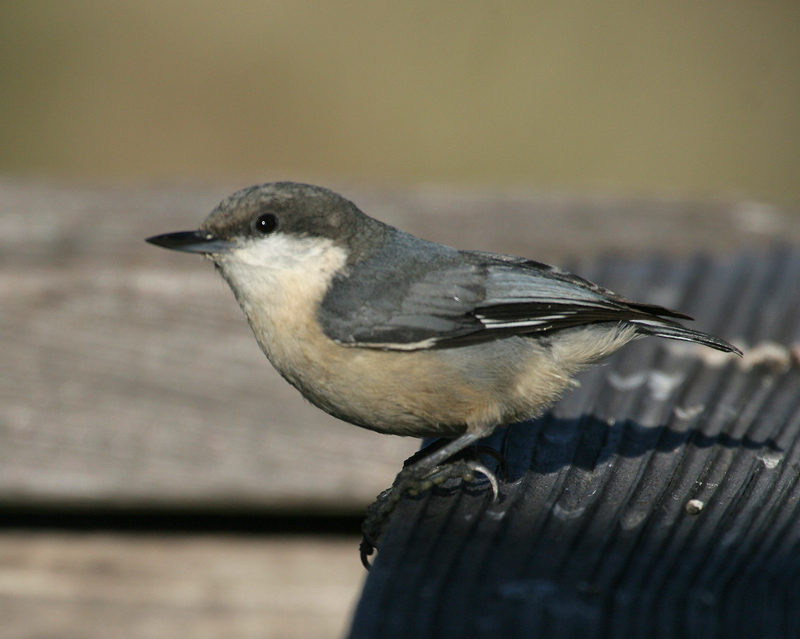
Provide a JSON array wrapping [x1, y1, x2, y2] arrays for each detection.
[[147, 182, 741, 564]]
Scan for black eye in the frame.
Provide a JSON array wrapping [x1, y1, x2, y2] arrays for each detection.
[[253, 213, 278, 235]]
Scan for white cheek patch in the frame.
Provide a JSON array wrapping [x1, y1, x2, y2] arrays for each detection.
[[213, 233, 349, 318], [231, 234, 346, 270]]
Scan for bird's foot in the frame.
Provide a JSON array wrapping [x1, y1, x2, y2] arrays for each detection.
[[360, 449, 501, 569]]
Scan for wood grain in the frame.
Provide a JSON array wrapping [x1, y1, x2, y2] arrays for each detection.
[[2, 179, 792, 510], [0, 532, 364, 639], [1, 179, 797, 638]]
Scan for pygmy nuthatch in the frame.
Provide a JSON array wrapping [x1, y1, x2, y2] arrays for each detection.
[[147, 182, 741, 562]]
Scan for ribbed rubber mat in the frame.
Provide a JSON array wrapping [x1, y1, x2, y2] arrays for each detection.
[[350, 248, 800, 639]]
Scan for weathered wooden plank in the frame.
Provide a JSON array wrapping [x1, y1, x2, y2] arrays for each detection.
[[0, 532, 364, 639], [1, 179, 797, 510]]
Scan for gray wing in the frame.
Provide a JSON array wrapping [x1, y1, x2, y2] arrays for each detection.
[[320, 258, 489, 348], [319, 244, 699, 350]]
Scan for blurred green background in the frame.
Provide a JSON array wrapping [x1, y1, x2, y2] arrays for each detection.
[[1, 1, 798, 204]]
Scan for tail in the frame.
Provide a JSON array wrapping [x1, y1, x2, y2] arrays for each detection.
[[630, 318, 742, 356]]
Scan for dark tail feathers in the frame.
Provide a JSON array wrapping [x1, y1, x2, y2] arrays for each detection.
[[631, 318, 742, 356]]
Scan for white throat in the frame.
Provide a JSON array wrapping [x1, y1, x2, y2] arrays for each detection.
[[213, 233, 349, 351]]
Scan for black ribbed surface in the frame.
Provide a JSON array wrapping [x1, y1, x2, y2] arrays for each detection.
[[350, 248, 800, 639]]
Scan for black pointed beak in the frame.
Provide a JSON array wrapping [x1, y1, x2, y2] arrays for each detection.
[[145, 230, 235, 254]]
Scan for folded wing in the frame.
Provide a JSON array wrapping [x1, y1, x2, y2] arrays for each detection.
[[320, 250, 738, 354]]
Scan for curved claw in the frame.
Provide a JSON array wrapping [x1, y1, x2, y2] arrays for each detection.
[[465, 461, 500, 502], [471, 445, 509, 481], [360, 534, 377, 570]]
